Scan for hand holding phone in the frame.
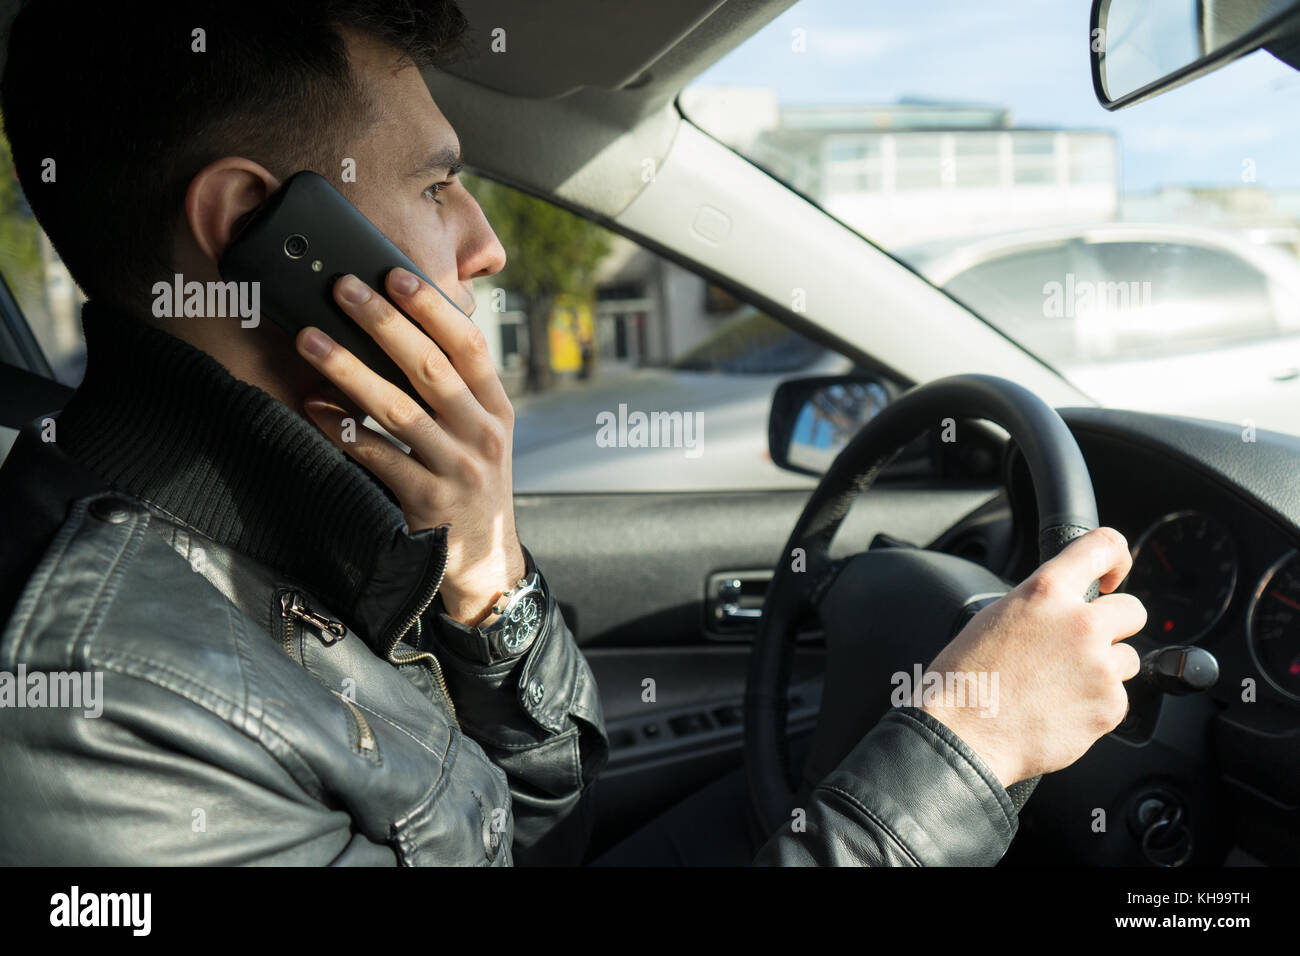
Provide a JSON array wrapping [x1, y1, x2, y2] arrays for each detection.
[[218, 170, 467, 404], [223, 169, 527, 622], [293, 262, 528, 623]]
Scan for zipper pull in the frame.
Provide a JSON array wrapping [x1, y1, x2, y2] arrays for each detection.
[[334, 692, 377, 755], [280, 592, 348, 644]]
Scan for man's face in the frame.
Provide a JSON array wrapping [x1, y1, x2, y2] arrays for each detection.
[[336, 29, 505, 315]]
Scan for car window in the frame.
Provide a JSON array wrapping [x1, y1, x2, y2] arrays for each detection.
[[1075, 241, 1278, 357], [0, 131, 86, 386], [941, 243, 1078, 364], [942, 239, 1281, 364], [672, 309, 829, 375], [463, 177, 842, 493], [683, 0, 1300, 437]]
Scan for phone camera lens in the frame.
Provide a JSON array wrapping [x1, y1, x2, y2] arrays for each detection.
[[284, 234, 309, 259]]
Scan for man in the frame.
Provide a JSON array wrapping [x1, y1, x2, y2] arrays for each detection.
[[0, 0, 1144, 866]]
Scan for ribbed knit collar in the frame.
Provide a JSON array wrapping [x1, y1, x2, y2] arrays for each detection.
[[54, 300, 446, 652]]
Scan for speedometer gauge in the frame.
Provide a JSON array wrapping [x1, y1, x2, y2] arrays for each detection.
[[1124, 511, 1237, 644], [1248, 550, 1300, 700]]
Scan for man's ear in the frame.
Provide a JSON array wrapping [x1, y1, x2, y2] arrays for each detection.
[[183, 158, 281, 265]]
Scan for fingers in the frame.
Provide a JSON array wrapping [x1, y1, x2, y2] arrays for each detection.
[[331, 274, 479, 433], [383, 268, 513, 421], [303, 398, 438, 510], [1109, 640, 1142, 682], [1034, 526, 1133, 598], [295, 326, 448, 468], [1089, 590, 1148, 643]]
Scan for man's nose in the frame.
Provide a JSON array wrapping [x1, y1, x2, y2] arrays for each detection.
[[459, 203, 507, 280]]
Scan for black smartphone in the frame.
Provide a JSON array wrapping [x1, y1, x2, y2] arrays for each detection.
[[218, 170, 465, 405]]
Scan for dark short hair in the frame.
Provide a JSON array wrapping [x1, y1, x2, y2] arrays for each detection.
[[1, 0, 469, 308]]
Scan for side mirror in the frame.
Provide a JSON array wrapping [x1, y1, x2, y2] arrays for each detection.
[[1091, 0, 1300, 110], [768, 374, 892, 476]]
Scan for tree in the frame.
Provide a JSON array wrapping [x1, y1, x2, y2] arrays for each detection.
[[0, 124, 44, 294], [463, 174, 612, 393]]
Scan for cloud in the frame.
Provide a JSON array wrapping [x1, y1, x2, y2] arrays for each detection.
[[803, 27, 903, 61], [1124, 120, 1279, 151]]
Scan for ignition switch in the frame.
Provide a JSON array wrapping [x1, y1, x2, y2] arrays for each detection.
[[1126, 788, 1193, 867]]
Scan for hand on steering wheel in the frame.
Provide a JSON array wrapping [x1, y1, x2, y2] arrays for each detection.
[[921, 527, 1144, 788], [745, 374, 1145, 834]]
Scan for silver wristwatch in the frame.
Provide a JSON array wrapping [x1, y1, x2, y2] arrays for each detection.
[[476, 569, 545, 660]]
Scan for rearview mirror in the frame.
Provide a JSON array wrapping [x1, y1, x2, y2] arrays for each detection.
[[1091, 0, 1300, 109], [768, 374, 892, 476]]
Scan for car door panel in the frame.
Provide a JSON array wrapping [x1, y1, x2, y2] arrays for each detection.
[[515, 484, 1000, 851], [516, 485, 1000, 647]]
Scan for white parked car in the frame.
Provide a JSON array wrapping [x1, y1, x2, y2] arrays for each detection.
[[901, 223, 1300, 435]]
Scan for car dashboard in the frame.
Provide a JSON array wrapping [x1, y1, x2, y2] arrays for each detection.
[[1089, 446, 1300, 716], [982, 406, 1300, 864]]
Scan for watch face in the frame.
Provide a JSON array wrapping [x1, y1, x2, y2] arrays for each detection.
[[501, 591, 543, 651]]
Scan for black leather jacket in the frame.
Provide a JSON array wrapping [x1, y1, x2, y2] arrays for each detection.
[[0, 427, 608, 865], [0, 305, 1019, 866]]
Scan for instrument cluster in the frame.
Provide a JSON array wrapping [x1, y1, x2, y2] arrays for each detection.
[[1122, 508, 1300, 702]]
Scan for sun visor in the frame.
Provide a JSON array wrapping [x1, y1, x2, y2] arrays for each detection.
[[441, 0, 729, 98]]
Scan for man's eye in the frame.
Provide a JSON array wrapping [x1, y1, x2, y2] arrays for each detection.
[[423, 182, 449, 204]]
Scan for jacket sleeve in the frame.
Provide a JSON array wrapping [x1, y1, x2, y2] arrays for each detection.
[[420, 549, 608, 865], [753, 706, 1018, 866]]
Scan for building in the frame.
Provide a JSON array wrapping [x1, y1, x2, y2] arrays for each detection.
[[682, 88, 1120, 247]]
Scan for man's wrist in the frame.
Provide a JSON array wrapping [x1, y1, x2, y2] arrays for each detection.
[[920, 702, 1019, 790], [441, 542, 527, 626], [426, 546, 545, 665]]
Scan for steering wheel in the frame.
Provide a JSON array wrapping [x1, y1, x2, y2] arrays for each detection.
[[744, 373, 1102, 836]]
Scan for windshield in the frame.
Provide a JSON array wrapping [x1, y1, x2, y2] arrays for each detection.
[[683, 0, 1300, 438]]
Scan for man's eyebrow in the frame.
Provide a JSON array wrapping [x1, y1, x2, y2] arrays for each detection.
[[413, 145, 464, 177]]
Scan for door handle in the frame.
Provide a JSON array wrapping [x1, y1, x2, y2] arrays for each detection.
[[717, 601, 762, 621], [706, 569, 773, 637]]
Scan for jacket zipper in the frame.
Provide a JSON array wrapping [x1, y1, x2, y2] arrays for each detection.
[[272, 592, 376, 758], [381, 550, 459, 728], [389, 621, 457, 727], [279, 590, 347, 654], [273, 536, 459, 729], [333, 690, 377, 755], [383, 541, 449, 655]]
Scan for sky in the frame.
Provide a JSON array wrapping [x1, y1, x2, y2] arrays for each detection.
[[689, 0, 1300, 195]]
